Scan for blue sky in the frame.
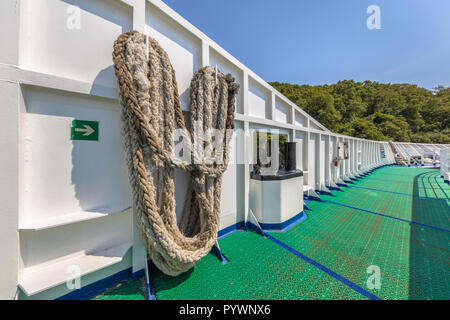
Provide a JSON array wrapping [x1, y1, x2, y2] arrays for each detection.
[[162, 0, 450, 90]]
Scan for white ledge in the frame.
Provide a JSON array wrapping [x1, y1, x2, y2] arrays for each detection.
[[19, 207, 132, 231], [19, 242, 132, 296]]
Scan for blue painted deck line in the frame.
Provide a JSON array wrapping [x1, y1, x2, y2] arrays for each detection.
[[246, 211, 308, 233], [324, 199, 450, 233], [266, 235, 382, 300], [217, 221, 245, 240], [349, 185, 450, 202], [57, 267, 133, 300], [432, 176, 450, 201]]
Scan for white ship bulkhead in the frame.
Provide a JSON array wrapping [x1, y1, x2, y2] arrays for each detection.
[[0, 0, 397, 300]]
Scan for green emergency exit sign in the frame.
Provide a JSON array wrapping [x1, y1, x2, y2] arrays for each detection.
[[71, 120, 99, 141]]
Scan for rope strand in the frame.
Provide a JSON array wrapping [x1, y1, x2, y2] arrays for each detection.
[[113, 31, 239, 275]]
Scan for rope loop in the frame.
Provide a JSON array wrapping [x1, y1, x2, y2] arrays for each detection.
[[113, 31, 239, 275]]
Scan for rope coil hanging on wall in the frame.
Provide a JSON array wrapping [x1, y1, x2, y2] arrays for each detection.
[[112, 31, 239, 276]]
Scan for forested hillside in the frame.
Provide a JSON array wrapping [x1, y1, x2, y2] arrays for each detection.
[[270, 81, 450, 144]]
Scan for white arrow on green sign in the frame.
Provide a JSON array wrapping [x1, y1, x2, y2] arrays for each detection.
[[71, 120, 99, 141]]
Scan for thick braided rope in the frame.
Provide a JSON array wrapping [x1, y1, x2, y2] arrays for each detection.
[[113, 31, 239, 275]]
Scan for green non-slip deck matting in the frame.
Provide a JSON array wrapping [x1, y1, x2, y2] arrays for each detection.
[[94, 166, 450, 300]]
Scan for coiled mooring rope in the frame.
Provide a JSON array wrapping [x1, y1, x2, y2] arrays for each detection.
[[113, 31, 239, 275]]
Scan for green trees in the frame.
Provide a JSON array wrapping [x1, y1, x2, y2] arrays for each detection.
[[270, 81, 450, 144]]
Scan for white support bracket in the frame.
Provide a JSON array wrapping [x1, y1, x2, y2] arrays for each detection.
[[246, 209, 267, 237]]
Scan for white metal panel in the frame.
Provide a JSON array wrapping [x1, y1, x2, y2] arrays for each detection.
[[297, 143, 303, 171], [295, 131, 307, 173], [248, 78, 270, 119], [20, 86, 131, 223], [329, 136, 337, 182], [308, 133, 316, 188], [274, 97, 289, 124], [0, 82, 20, 299], [210, 48, 244, 114], [145, 2, 202, 111], [294, 111, 307, 127], [20, 0, 133, 88], [319, 135, 326, 188]]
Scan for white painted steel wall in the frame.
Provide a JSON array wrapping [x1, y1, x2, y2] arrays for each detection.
[[0, 0, 392, 299]]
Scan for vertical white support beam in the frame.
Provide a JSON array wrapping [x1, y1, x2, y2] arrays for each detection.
[[363, 141, 367, 171], [351, 139, 356, 175], [339, 137, 344, 179], [350, 139, 354, 174], [0, 0, 21, 299], [337, 136, 341, 177], [270, 92, 276, 121], [133, 0, 146, 32], [289, 106, 295, 142], [316, 133, 322, 191], [344, 139, 348, 177], [378, 142, 382, 165], [324, 135, 330, 186], [345, 138, 349, 177], [373, 142, 376, 166], [362, 141, 365, 169], [243, 71, 249, 116], [371, 142, 375, 167], [0, 82, 20, 300], [357, 140, 361, 172], [342, 137, 347, 180], [242, 71, 250, 223], [378, 142, 382, 164], [304, 120, 310, 186], [0, 0, 20, 66], [366, 141, 369, 168], [330, 136, 335, 182], [201, 40, 210, 67], [290, 106, 295, 126], [349, 139, 356, 177], [375, 142, 378, 165], [323, 135, 330, 186], [243, 121, 250, 224]]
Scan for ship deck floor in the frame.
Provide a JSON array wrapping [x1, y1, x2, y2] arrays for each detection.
[[93, 166, 450, 300]]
